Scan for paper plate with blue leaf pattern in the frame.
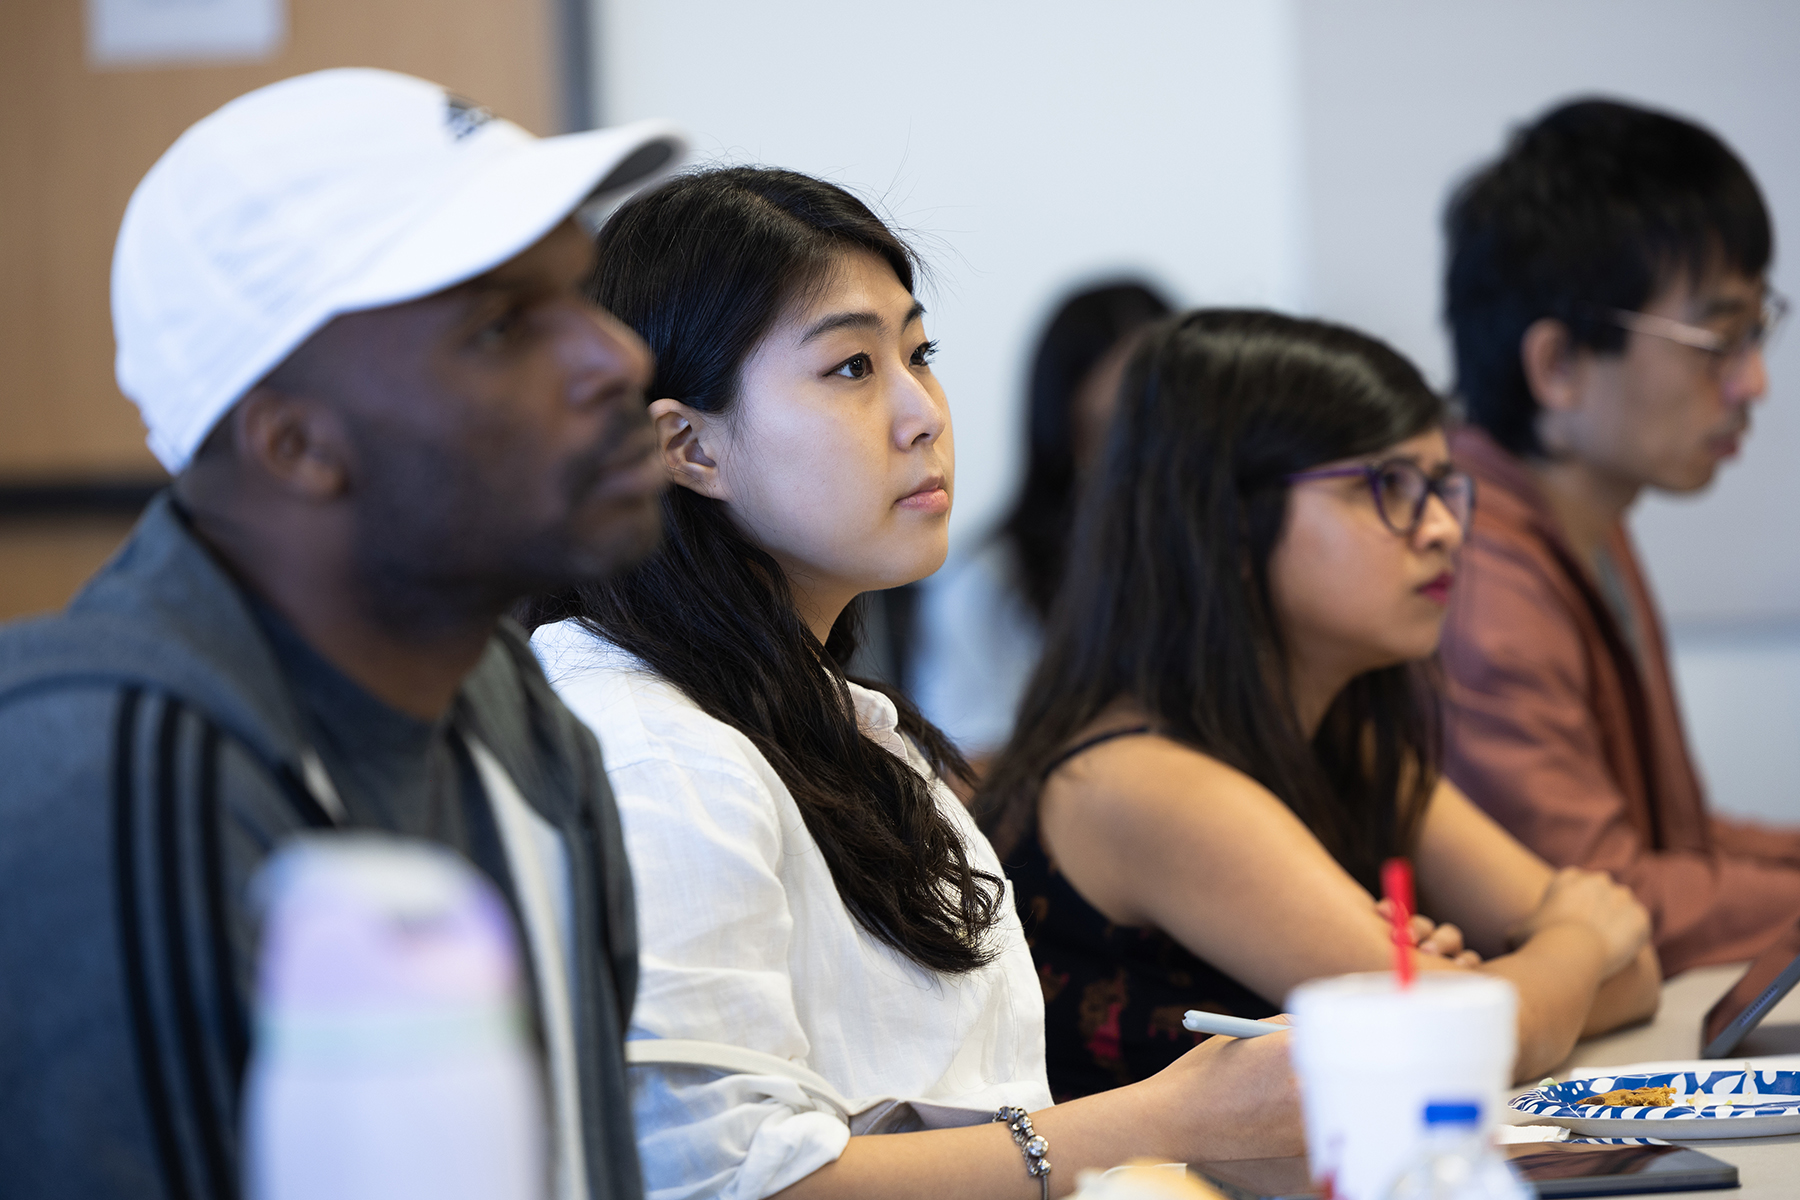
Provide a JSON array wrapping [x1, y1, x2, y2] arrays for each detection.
[[1510, 1069, 1800, 1139]]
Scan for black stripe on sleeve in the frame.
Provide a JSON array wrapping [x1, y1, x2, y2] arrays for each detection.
[[154, 700, 234, 1200], [113, 688, 194, 1200], [197, 720, 251, 1086]]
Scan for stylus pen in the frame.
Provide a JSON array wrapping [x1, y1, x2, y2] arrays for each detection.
[[1182, 1011, 1289, 1039]]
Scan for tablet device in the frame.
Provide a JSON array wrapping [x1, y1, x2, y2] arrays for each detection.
[[1701, 938, 1800, 1058], [1196, 1143, 1739, 1200]]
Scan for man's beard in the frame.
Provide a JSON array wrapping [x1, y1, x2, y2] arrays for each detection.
[[340, 419, 657, 634]]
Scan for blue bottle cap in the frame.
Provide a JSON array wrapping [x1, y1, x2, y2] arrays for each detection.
[[1423, 1102, 1482, 1126]]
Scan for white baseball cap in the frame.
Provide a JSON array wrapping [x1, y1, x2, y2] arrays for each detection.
[[112, 67, 686, 472]]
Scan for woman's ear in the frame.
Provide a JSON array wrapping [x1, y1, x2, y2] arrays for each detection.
[[648, 398, 728, 500]]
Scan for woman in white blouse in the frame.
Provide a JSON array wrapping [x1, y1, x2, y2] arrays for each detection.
[[527, 167, 1299, 1199]]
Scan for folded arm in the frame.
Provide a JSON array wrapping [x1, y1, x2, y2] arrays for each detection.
[[1039, 736, 1654, 1082], [776, 1027, 1300, 1200], [1415, 781, 1659, 1064], [1440, 552, 1800, 974]]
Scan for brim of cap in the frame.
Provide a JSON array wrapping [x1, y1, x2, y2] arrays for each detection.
[[142, 117, 685, 473], [331, 117, 686, 313]]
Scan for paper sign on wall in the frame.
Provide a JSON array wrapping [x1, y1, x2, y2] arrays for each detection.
[[87, 0, 287, 69]]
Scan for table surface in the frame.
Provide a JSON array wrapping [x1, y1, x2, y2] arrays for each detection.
[[1514, 961, 1800, 1200]]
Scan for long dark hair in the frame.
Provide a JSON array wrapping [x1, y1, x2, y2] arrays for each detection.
[[528, 167, 1002, 974], [977, 310, 1444, 894], [1000, 281, 1172, 619]]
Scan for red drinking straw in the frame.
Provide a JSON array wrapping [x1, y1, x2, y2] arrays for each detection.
[[1381, 857, 1415, 988]]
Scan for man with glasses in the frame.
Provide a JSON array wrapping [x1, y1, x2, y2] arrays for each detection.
[[1439, 97, 1800, 977]]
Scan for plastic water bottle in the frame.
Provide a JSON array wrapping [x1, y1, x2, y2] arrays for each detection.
[[241, 834, 547, 1200], [1385, 1102, 1531, 1200]]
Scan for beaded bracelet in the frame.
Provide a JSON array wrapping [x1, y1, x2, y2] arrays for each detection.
[[993, 1105, 1052, 1199]]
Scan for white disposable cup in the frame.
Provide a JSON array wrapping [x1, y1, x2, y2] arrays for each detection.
[[1288, 972, 1517, 1200]]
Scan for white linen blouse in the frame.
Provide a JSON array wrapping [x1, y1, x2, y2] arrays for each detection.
[[531, 619, 1050, 1200]]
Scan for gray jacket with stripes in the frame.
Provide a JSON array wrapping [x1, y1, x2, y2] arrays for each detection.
[[0, 493, 644, 1200]]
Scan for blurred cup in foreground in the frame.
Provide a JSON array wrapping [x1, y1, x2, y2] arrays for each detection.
[[1288, 973, 1517, 1200], [242, 834, 546, 1200]]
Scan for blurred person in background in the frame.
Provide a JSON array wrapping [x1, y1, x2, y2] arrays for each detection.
[[1440, 98, 1800, 977], [0, 69, 681, 1200], [979, 311, 1659, 1100], [911, 281, 1172, 770], [530, 170, 1299, 1200]]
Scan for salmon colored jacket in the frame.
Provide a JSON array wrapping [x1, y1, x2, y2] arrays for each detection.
[[1441, 426, 1800, 976]]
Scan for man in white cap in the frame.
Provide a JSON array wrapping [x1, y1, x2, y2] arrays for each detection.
[[0, 69, 683, 1200]]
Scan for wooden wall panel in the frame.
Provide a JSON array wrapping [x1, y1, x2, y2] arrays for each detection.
[[0, 0, 562, 481], [0, 0, 564, 620], [0, 518, 141, 621]]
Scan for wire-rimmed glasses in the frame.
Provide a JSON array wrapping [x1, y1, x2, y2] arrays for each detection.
[[1606, 290, 1789, 375], [1283, 459, 1476, 538]]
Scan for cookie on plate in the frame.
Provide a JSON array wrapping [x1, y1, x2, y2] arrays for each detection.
[[1576, 1086, 1676, 1108]]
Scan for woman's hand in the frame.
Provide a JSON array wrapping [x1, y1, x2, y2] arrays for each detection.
[[1376, 899, 1482, 966], [1147, 1017, 1305, 1162], [1508, 867, 1651, 978]]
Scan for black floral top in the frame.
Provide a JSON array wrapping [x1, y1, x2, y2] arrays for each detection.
[[1007, 830, 1278, 1101]]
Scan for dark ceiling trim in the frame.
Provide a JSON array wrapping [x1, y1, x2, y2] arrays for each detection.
[[0, 479, 166, 519]]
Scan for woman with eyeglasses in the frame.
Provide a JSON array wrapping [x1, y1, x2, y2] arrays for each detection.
[[976, 310, 1662, 1100]]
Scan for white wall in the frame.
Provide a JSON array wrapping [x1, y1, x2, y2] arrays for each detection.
[[593, 0, 1309, 547], [1669, 626, 1800, 824], [594, 0, 1800, 822]]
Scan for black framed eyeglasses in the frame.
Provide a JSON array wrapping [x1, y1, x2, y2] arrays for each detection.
[[1283, 459, 1476, 538]]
